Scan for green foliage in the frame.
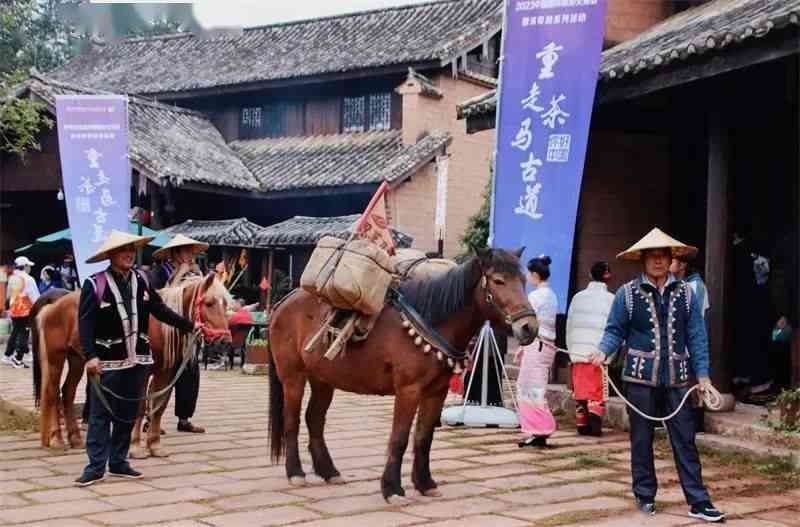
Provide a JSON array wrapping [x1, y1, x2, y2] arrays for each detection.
[[0, 71, 53, 157], [767, 388, 800, 434]]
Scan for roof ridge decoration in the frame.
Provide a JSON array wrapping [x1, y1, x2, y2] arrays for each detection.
[[457, 0, 800, 119], [403, 67, 444, 99]]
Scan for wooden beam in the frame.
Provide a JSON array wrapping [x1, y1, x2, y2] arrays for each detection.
[[465, 113, 497, 134], [266, 250, 274, 313], [597, 28, 800, 105], [705, 109, 733, 395]]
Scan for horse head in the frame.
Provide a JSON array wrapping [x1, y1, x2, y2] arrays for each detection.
[[473, 247, 538, 346], [194, 273, 233, 350]]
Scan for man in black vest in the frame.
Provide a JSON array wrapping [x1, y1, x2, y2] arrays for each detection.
[[75, 230, 196, 487]]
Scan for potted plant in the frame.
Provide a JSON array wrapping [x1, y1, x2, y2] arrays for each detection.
[[771, 388, 800, 433], [244, 329, 269, 375]]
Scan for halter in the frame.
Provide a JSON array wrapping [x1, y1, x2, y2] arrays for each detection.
[[193, 285, 232, 342], [481, 275, 537, 326]]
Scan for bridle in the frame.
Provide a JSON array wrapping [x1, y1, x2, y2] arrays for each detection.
[[480, 275, 537, 326], [193, 286, 232, 342]]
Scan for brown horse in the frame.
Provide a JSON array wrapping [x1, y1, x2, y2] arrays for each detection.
[[32, 272, 232, 451], [268, 247, 538, 502]]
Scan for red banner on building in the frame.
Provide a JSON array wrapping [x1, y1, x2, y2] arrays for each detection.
[[354, 181, 395, 255]]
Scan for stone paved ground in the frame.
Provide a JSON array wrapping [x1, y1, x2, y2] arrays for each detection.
[[2, 364, 799, 526]]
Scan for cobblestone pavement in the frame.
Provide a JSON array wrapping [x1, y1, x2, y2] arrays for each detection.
[[1, 365, 799, 526]]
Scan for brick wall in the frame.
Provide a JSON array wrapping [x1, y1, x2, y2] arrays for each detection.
[[390, 163, 438, 253], [606, 0, 674, 45], [397, 73, 495, 258]]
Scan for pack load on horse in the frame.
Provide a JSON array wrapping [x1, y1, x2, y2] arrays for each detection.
[[31, 230, 232, 455], [269, 183, 539, 502]]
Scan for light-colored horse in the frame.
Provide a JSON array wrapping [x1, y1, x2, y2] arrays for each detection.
[[32, 273, 231, 451]]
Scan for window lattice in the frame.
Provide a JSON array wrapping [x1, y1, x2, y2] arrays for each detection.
[[343, 96, 365, 133], [368, 93, 391, 130]]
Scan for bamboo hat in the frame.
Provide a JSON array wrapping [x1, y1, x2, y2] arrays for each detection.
[[86, 230, 154, 264], [617, 227, 698, 261], [152, 234, 209, 260]]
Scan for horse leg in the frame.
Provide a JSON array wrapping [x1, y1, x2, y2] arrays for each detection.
[[412, 389, 449, 497], [283, 374, 308, 486], [129, 392, 149, 460], [306, 379, 342, 484], [147, 370, 172, 458], [42, 352, 66, 450], [63, 353, 85, 449], [381, 386, 421, 503]]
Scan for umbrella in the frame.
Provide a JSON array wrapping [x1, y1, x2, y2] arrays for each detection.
[[15, 222, 165, 258]]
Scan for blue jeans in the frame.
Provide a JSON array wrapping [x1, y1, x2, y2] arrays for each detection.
[[626, 383, 711, 506], [83, 365, 147, 476]]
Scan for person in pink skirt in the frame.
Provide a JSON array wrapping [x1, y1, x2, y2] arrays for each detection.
[[515, 256, 558, 448]]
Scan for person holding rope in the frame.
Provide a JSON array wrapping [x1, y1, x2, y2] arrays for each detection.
[[75, 231, 197, 487], [152, 234, 209, 433], [590, 228, 724, 523]]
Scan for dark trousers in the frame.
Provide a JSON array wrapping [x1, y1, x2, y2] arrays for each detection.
[[626, 383, 710, 506], [84, 365, 147, 476], [174, 362, 200, 420], [4, 316, 30, 360]]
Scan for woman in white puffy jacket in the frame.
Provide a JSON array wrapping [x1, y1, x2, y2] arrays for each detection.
[[566, 261, 615, 436]]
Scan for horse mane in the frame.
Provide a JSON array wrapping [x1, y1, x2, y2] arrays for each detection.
[[399, 258, 480, 325], [398, 249, 524, 326]]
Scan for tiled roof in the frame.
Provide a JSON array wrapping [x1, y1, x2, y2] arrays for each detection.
[[406, 68, 444, 99], [48, 0, 503, 95], [230, 129, 451, 193], [163, 218, 266, 247], [253, 215, 413, 248], [25, 75, 260, 191], [457, 0, 800, 119]]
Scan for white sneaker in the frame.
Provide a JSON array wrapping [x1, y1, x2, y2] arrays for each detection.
[[1, 356, 13, 365]]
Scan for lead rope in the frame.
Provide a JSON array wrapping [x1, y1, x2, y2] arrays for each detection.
[[549, 346, 723, 421]]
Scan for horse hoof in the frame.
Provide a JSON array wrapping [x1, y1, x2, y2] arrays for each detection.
[[49, 438, 67, 452], [326, 476, 346, 485], [69, 437, 84, 449], [149, 448, 169, 458], [421, 488, 442, 498], [289, 476, 307, 487], [129, 447, 148, 459], [385, 495, 411, 506]]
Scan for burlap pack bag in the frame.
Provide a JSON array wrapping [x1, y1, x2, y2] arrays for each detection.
[[300, 236, 393, 315]]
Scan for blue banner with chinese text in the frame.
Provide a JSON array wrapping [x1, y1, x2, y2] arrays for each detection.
[[492, 0, 607, 310], [56, 95, 131, 281]]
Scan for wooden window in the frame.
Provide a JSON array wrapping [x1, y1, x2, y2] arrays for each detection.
[[343, 96, 365, 133], [368, 93, 391, 130], [306, 97, 341, 136], [240, 106, 263, 139]]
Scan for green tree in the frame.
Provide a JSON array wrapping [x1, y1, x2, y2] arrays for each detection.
[[1, 0, 76, 157]]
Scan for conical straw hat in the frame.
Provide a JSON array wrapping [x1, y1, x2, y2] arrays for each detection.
[[86, 230, 155, 264], [152, 234, 209, 260], [617, 227, 698, 261]]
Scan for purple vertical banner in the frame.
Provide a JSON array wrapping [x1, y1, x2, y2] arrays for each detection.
[[56, 95, 131, 281], [492, 0, 607, 310]]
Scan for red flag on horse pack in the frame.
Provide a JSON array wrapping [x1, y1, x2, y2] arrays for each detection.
[[354, 181, 395, 255]]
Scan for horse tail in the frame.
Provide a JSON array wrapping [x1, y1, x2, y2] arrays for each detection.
[[267, 347, 285, 463], [32, 307, 46, 408]]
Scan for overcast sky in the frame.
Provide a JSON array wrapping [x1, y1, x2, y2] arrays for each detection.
[[192, 0, 434, 28]]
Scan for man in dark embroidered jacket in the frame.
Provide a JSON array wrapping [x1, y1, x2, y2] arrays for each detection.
[[75, 230, 195, 487], [591, 228, 724, 523]]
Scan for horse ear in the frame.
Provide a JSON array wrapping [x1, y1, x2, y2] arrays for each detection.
[[472, 246, 492, 268], [202, 272, 215, 290], [513, 246, 525, 259]]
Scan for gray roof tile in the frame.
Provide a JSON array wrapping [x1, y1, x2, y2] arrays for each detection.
[[26, 75, 260, 191], [254, 214, 413, 248], [49, 0, 503, 95], [230, 129, 451, 192]]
